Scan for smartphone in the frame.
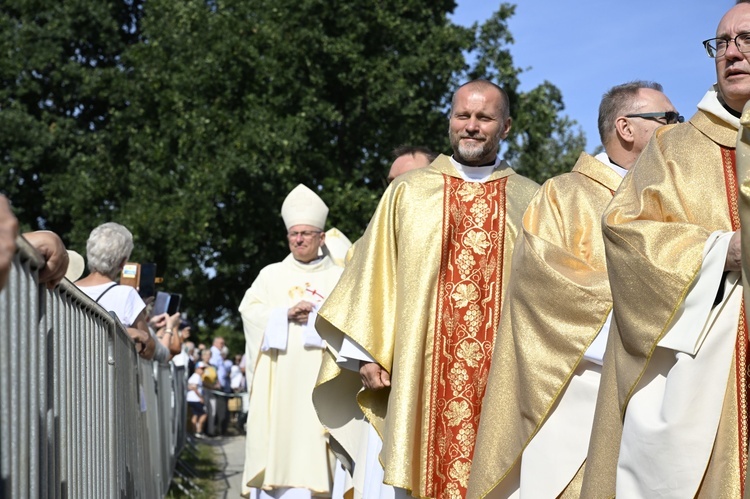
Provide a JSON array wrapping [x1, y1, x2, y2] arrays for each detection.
[[138, 263, 157, 298], [153, 291, 171, 316], [167, 293, 182, 315]]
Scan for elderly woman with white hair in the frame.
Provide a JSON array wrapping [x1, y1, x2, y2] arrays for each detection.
[[75, 222, 156, 359]]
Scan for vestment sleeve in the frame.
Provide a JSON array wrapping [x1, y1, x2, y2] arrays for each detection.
[[315, 183, 401, 434], [317, 183, 400, 372], [238, 269, 273, 385], [603, 131, 711, 364]]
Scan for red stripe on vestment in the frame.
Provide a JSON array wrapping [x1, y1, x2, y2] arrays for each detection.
[[426, 175, 507, 498], [722, 146, 749, 494]]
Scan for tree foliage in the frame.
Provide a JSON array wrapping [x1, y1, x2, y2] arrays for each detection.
[[1, 0, 586, 340]]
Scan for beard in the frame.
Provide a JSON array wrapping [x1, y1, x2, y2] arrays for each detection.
[[449, 128, 500, 165]]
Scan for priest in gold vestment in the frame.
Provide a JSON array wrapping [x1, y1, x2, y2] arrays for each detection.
[[581, 5, 750, 497], [240, 184, 346, 499], [314, 80, 538, 499], [467, 82, 679, 499]]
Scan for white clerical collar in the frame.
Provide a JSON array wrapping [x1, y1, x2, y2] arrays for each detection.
[[449, 156, 502, 182], [289, 254, 326, 269], [594, 152, 628, 178], [697, 84, 740, 130]]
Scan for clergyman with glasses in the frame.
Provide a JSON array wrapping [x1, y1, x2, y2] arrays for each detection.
[[238, 183, 346, 498], [467, 81, 678, 499], [581, 2, 750, 497]]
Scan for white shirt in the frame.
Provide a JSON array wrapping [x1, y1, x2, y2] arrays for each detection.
[[78, 282, 146, 327], [186, 372, 203, 403]]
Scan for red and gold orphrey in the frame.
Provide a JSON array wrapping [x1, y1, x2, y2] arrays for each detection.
[[722, 146, 750, 494], [426, 176, 507, 498]]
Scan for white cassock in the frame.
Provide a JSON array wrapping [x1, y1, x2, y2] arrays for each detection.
[[616, 232, 741, 498], [240, 253, 345, 498]]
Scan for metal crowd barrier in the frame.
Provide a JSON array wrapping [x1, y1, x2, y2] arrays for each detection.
[[0, 237, 188, 498]]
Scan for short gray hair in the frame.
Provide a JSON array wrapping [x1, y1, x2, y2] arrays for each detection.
[[86, 222, 134, 279], [598, 81, 664, 145]]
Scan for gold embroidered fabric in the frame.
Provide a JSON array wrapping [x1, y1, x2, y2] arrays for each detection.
[[314, 154, 538, 498], [467, 152, 622, 499], [581, 109, 742, 497]]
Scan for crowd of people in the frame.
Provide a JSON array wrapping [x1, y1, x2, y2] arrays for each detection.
[[0, 210, 249, 440], [69, 221, 249, 436], [237, 2, 750, 499], [184, 337, 248, 438], [7, 2, 750, 498]]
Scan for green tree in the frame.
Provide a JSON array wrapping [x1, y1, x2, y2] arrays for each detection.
[[508, 81, 587, 181], [0, 0, 144, 233], [1, 0, 585, 339]]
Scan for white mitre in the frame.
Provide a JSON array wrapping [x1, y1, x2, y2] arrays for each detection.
[[281, 184, 328, 230]]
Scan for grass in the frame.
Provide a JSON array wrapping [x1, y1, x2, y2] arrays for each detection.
[[167, 438, 221, 499]]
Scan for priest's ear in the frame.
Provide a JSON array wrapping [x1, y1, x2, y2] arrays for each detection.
[[614, 115, 636, 146]]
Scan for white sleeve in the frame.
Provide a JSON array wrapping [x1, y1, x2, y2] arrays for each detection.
[[658, 231, 736, 354], [124, 287, 146, 327], [261, 307, 290, 351], [302, 307, 325, 349], [336, 337, 376, 372], [583, 310, 611, 365]]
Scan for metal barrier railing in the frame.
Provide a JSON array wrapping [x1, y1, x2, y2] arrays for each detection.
[[0, 237, 187, 498]]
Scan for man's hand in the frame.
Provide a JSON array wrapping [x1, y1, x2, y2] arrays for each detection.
[[726, 230, 741, 272], [359, 361, 391, 390], [0, 196, 18, 290], [23, 230, 69, 289], [287, 300, 314, 324]]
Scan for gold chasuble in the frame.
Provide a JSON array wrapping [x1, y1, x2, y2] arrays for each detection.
[[467, 152, 622, 499], [314, 154, 538, 499], [581, 97, 748, 498]]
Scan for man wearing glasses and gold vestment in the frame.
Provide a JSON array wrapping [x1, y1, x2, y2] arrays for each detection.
[[467, 81, 678, 499], [582, 2, 750, 497]]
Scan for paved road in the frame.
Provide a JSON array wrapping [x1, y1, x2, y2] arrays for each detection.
[[210, 435, 246, 498]]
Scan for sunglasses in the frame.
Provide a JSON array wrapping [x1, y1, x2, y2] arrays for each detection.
[[624, 111, 684, 125]]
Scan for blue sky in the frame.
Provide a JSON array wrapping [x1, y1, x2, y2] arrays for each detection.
[[451, 1, 733, 152]]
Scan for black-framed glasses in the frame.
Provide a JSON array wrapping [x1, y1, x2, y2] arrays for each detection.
[[625, 111, 684, 125], [702, 33, 750, 58]]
